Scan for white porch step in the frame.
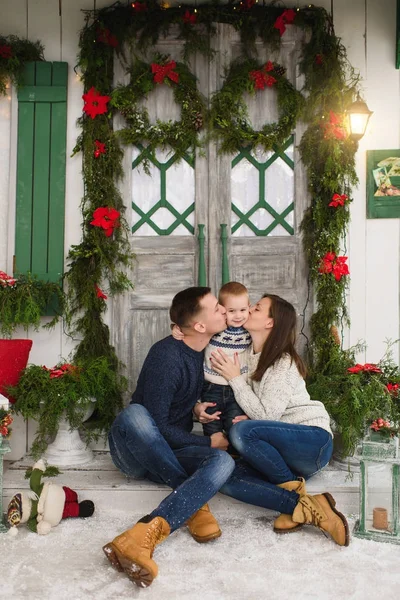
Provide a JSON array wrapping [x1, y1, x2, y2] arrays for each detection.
[[2, 451, 360, 518]]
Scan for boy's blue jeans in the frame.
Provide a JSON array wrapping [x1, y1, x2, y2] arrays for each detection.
[[201, 382, 245, 436], [108, 404, 316, 528]]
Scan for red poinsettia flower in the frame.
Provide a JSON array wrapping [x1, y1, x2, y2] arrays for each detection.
[[151, 60, 179, 84], [90, 207, 121, 237], [370, 418, 391, 431], [249, 62, 277, 90], [274, 8, 296, 36], [0, 270, 17, 287], [329, 193, 348, 208], [82, 87, 111, 119], [96, 27, 118, 48], [131, 2, 147, 12], [315, 54, 324, 65], [332, 256, 349, 281], [387, 383, 399, 395], [94, 140, 107, 158], [0, 44, 12, 59], [322, 111, 348, 141], [183, 9, 197, 24], [95, 284, 108, 300], [348, 363, 382, 374]]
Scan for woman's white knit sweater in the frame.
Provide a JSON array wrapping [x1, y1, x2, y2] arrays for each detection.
[[229, 347, 332, 436]]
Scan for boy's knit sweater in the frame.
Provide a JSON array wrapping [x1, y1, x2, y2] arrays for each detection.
[[204, 326, 251, 385], [229, 348, 332, 435]]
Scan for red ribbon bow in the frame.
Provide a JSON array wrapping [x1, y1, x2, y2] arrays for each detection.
[[151, 61, 179, 84], [274, 9, 296, 36], [329, 193, 348, 208], [183, 10, 197, 24], [96, 27, 118, 48]]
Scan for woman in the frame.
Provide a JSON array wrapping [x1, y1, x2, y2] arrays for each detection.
[[203, 293, 349, 546]]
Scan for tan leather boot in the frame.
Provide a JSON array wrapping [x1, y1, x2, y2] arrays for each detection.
[[102, 515, 170, 588], [186, 504, 222, 543], [291, 493, 350, 546], [273, 478, 307, 534]]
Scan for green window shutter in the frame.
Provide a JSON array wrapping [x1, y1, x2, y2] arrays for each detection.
[[15, 61, 68, 283]]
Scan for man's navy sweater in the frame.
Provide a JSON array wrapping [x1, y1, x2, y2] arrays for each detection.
[[131, 336, 211, 448]]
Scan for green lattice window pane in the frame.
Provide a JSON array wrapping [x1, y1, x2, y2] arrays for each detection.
[[231, 137, 294, 237], [131, 146, 195, 236]]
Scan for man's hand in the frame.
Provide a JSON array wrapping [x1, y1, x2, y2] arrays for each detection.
[[210, 432, 229, 451], [193, 402, 221, 423]]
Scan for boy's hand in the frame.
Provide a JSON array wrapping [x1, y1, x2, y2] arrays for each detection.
[[193, 402, 221, 423], [232, 415, 249, 425], [210, 432, 229, 451], [171, 324, 185, 340]]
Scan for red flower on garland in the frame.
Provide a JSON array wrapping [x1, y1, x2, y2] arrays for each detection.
[[249, 62, 277, 90], [319, 252, 349, 281], [370, 418, 391, 431], [322, 111, 348, 141], [387, 383, 399, 396], [90, 207, 120, 237], [131, 2, 147, 12], [348, 363, 382, 374], [274, 8, 296, 36], [329, 193, 348, 208], [0, 44, 12, 59], [183, 10, 197, 24], [94, 140, 107, 158], [95, 284, 108, 300], [315, 54, 324, 65], [82, 87, 111, 119], [43, 363, 77, 379], [151, 60, 179, 84], [96, 27, 118, 48], [240, 0, 255, 10], [0, 270, 17, 287]]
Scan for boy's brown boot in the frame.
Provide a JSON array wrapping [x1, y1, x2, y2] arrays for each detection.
[[186, 503, 222, 543], [273, 478, 307, 534], [102, 515, 170, 588], [291, 493, 350, 546]]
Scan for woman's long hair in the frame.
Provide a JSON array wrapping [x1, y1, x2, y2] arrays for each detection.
[[251, 294, 307, 381]]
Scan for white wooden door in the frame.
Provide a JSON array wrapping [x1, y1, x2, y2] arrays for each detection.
[[113, 25, 311, 394]]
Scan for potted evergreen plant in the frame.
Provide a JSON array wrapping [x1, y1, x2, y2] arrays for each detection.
[[0, 271, 66, 401], [307, 341, 400, 458], [9, 357, 126, 463]]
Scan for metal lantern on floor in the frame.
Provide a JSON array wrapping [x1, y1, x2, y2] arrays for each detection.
[[354, 432, 400, 544]]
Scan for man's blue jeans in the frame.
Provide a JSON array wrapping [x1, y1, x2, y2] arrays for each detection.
[[108, 403, 235, 532]]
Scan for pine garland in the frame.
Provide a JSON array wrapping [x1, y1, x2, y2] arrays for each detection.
[[0, 35, 44, 95], [71, 2, 362, 439]]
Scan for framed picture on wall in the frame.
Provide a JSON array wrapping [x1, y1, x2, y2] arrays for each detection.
[[366, 150, 400, 218]]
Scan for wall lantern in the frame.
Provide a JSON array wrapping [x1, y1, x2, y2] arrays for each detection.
[[354, 431, 400, 545], [346, 92, 373, 141]]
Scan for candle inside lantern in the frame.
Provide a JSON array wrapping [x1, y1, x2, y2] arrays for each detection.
[[373, 507, 388, 530]]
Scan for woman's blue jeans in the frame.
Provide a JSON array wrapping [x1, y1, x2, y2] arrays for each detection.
[[219, 421, 332, 516], [228, 419, 332, 482], [108, 403, 235, 532]]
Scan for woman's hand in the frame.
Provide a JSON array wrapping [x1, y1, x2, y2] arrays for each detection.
[[171, 324, 185, 341], [210, 349, 241, 381], [232, 415, 249, 425]]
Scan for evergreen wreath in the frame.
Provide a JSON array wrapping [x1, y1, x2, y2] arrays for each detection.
[[111, 55, 206, 164], [0, 35, 44, 96], [210, 58, 305, 153]]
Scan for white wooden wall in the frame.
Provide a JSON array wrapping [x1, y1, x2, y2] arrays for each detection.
[[0, 0, 399, 458]]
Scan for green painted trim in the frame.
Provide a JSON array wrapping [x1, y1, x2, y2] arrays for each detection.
[[220, 224, 230, 285], [197, 224, 206, 286], [359, 461, 366, 532], [17, 86, 67, 102], [393, 464, 399, 535], [397, 0, 400, 69]]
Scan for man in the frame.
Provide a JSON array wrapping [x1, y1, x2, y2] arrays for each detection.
[[103, 287, 235, 588]]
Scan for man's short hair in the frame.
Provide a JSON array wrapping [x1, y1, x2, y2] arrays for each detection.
[[170, 287, 211, 328], [218, 281, 248, 304]]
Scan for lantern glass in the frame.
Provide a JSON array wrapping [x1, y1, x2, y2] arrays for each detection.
[[346, 93, 373, 141], [363, 462, 394, 535]]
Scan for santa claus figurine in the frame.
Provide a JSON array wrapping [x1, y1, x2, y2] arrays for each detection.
[[7, 459, 95, 535]]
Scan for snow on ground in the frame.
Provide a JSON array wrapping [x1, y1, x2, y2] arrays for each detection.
[[1, 508, 399, 600]]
